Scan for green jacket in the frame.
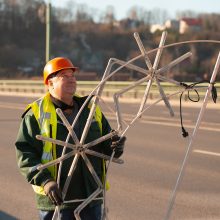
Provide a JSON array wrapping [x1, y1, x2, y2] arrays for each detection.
[[15, 95, 113, 210]]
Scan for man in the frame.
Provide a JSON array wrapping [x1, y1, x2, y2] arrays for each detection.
[[15, 57, 126, 220]]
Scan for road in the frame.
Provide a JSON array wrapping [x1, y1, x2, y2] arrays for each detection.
[[0, 94, 219, 220]]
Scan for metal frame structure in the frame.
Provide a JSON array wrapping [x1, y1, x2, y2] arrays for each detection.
[[35, 31, 220, 220]]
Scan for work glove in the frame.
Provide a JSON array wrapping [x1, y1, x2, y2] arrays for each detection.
[[43, 180, 63, 206], [111, 135, 126, 158]]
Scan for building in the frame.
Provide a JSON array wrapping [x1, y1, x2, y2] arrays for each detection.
[[150, 17, 202, 34], [179, 18, 202, 34]]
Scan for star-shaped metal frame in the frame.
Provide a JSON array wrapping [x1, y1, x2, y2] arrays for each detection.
[[35, 31, 220, 220]]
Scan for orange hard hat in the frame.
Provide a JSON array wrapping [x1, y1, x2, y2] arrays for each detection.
[[43, 57, 78, 85]]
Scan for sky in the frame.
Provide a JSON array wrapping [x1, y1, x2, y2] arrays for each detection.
[[51, 0, 220, 20]]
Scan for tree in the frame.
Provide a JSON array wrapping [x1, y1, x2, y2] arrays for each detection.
[[151, 8, 169, 24], [126, 6, 154, 25], [100, 5, 115, 24]]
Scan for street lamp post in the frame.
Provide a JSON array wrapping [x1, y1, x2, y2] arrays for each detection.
[[45, 1, 51, 62]]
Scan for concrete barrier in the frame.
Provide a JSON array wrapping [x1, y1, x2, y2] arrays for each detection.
[[0, 80, 219, 101]]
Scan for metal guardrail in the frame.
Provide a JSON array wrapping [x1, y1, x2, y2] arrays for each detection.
[[0, 80, 219, 100]]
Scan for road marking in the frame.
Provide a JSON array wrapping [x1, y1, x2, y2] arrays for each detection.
[[106, 114, 220, 133], [193, 149, 220, 157], [1, 101, 219, 132], [106, 112, 190, 123], [140, 119, 220, 132]]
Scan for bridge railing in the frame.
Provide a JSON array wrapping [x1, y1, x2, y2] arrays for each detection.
[[0, 80, 219, 100]]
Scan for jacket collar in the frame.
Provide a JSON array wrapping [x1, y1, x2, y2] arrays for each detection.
[[50, 95, 74, 111]]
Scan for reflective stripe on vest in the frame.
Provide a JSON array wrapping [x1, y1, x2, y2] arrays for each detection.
[[26, 92, 57, 195]]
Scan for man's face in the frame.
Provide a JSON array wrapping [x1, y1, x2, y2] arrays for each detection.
[[49, 68, 77, 99]]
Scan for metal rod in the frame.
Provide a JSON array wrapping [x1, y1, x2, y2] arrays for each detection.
[[153, 31, 167, 70], [83, 153, 103, 187], [37, 150, 77, 171], [96, 95, 128, 128], [56, 108, 80, 145], [116, 75, 151, 96], [113, 94, 123, 131], [74, 187, 102, 220], [158, 75, 182, 85], [134, 32, 155, 116], [36, 135, 77, 150], [155, 52, 192, 88], [134, 32, 153, 70], [52, 206, 60, 220], [137, 77, 154, 116], [64, 197, 103, 203], [85, 149, 124, 164], [74, 153, 103, 219], [113, 75, 151, 130], [152, 31, 174, 117], [102, 149, 116, 220], [156, 52, 192, 76], [111, 58, 149, 76], [79, 87, 107, 145], [83, 131, 117, 149], [155, 78, 175, 117], [62, 154, 80, 198]]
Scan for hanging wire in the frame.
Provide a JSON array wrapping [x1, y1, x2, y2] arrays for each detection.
[[179, 81, 218, 138]]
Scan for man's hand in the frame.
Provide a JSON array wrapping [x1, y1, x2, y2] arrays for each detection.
[[111, 135, 126, 158], [43, 180, 63, 206]]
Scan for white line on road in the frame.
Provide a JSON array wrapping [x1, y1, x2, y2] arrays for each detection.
[[1, 102, 220, 132], [106, 114, 220, 133], [140, 119, 220, 132], [193, 149, 220, 157]]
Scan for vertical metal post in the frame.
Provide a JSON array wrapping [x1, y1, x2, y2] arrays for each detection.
[[45, 1, 51, 62]]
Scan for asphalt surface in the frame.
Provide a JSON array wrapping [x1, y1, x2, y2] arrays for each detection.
[[0, 94, 219, 220]]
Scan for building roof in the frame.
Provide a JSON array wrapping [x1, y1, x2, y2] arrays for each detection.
[[181, 18, 202, 26]]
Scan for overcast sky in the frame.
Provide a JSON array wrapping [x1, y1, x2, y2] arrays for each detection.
[[52, 0, 220, 20]]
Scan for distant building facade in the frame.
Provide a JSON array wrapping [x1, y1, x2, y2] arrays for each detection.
[[150, 17, 202, 34], [179, 18, 202, 34]]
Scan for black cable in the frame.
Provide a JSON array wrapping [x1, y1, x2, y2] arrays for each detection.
[[179, 81, 217, 138], [179, 92, 189, 137], [211, 84, 217, 103]]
